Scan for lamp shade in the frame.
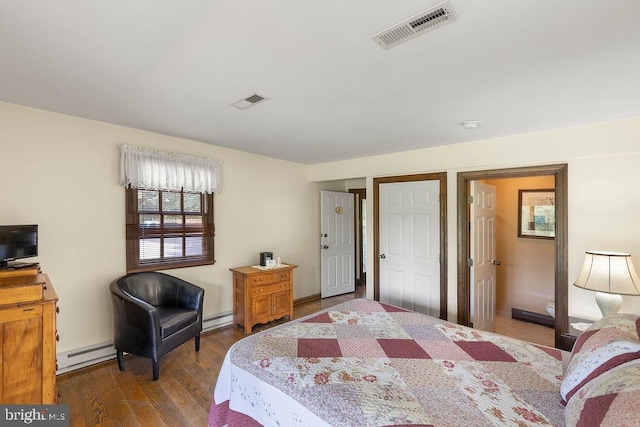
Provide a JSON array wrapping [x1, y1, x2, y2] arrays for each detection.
[[573, 251, 640, 296]]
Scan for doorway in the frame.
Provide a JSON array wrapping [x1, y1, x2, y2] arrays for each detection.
[[373, 173, 448, 320], [349, 189, 367, 287], [457, 164, 568, 348], [483, 176, 555, 324]]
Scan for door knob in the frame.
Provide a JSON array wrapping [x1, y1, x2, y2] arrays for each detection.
[[321, 245, 329, 249], [321, 233, 327, 237], [492, 260, 501, 266], [379, 254, 386, 259]]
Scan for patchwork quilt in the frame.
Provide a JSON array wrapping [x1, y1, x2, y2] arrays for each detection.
[[209, 299, 568, 426]]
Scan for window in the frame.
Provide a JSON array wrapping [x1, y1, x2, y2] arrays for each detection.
[[119, 144, 220, 272], [125, 187, 215, 272]]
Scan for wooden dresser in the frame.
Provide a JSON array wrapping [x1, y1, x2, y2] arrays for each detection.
[[231, 263, 297, 334], [0, 267, 58, 404]]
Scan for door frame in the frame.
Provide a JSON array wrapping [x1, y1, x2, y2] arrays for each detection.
[[374, 172, 448, 320], [349, 188, 366, 287], [456, 164, 568, 348]]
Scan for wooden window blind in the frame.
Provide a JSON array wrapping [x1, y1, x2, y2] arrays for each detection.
[[125, 188, 215, 273]]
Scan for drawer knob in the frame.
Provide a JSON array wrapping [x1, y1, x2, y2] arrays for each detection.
[[56, 334, 60, 342], [56, 306, 60, 314]]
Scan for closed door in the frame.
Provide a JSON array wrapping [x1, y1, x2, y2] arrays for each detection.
[[470, 181, 497, 332], [320, 191, 355, 298], [378, 181, 440, 316]]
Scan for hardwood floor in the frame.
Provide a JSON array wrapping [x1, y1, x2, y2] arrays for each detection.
[[57, 286, 553, 426], [57, 288, 364, 426], [495, 314, 554, 348]]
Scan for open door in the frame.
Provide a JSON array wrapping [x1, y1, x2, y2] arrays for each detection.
[[470, 181, 497, 332], [320, 191, 355, 298]]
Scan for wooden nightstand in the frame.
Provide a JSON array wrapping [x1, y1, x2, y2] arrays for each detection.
[[231, 263, 298, 334], [561, 316, 594, 351]]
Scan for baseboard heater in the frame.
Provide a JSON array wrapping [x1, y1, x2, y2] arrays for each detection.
[[56, 311, 233, 374], [511, 308, 554, 328], [202, 311, 233, 332]]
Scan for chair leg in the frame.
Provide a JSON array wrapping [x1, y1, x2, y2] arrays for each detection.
[[195, 334, 201, 352], [116, 350, 125, 371], [152, 358, 159, 381]]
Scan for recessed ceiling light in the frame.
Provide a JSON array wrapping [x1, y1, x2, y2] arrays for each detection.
[[460, 119, 480, 129]]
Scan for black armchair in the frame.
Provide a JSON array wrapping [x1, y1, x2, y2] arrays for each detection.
[[109, 272, 204, 380]]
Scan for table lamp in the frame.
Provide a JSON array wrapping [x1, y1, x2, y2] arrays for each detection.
[[573, 251, 640, 317]]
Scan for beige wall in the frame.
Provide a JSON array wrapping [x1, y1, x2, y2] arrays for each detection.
[[0, 101, 343, 353], [484, 177, 555, 317], [3, 99, 640, 356], [309, 117, 640, 322]]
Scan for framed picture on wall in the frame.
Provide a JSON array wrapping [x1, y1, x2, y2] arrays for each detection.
[[518, 189, 555, 239]]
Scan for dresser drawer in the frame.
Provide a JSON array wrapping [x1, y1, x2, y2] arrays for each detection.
[[251, 281, 290, 295], [249, 273, 274, 285], [272, 270, 291, 282], [0, 304, 43, 323], [249, 271, 291, 286], [0, 282, 44, 305]]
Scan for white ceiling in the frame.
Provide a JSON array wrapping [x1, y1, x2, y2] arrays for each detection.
[[1, 1, 640, 164]]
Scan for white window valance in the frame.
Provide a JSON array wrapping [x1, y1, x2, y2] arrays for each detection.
[[119, 145, 221, 194]]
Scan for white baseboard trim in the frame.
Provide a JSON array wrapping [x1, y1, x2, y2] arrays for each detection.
[[56, 311, 233, 375]]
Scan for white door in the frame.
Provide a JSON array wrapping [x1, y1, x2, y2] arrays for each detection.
[[320, 191, 355, 298], [379, 181, 440, 316], [470, 181, 497, 332]]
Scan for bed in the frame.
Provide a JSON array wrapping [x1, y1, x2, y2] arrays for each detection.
[[209, 299, 640, 427]]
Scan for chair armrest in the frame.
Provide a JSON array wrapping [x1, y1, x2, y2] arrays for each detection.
[[110, 281, 162, 347], [166, 276, 205, 311]]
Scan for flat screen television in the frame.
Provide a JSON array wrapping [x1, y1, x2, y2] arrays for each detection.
[[0, 225, 38, 268]]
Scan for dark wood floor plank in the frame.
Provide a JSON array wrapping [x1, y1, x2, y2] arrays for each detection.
[[57, 373, 94, 427], [79, 371, 115, 426], [159, 374, 209, 425]]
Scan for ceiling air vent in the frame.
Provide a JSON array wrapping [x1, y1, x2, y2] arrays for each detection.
[[231, 93, 269, 110], [371, 1, 458, 50]]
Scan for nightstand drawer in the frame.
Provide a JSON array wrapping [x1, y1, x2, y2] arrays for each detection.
[[249, 271, 291, 286], [251, 281, 290, 295], [249, 273, 276, 285]]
